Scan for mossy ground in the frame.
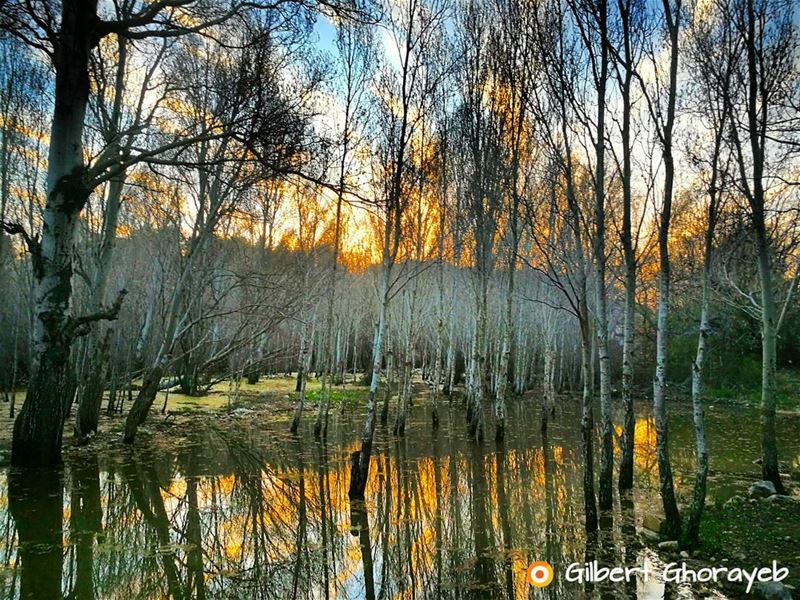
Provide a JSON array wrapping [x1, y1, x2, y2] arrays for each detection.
[[705, 368, 800, 413], [0, 374, 370, 455], [688, 493, 800, 591]]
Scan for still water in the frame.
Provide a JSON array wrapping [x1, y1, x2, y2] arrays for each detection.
[[0, 399, 797, 599]]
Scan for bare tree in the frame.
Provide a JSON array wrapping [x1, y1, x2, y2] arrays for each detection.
[[528, 0, 600, 530], [721, 0, 798, 493], [74, 21, 175, 441], [491, 0, 533, 442], [124, 28, 316, 443], [564, 0, 615, 513], [638, 0, 684, 536], [609, 0, 646, 493], [681, 1, 735, 544], [0, 0, 370, 465], [349, 0, 447, 499], [307, 20, 374, 438]]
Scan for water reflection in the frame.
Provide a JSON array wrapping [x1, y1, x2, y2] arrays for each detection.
[[70, 457, 103, 600], [0, 401, 797, 599], [8, 469, 63, 599]]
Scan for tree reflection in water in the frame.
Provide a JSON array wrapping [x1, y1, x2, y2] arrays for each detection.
[[69, 457, 103, 600], [0, 401, 789, 598], [8, 468, 63, 599]]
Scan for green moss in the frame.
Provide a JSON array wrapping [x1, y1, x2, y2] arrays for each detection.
[[304, 387, 369, 407]]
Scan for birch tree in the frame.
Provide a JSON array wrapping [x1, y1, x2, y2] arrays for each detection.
[[681, 2, 734, 543], [528, 0, 599, 530], [564, 0, 615, 513], [609, 0, 646, 493], [640, 0, 684, 537], [721, 0, 798, 494], [308, 21, 374, 438], [492, 0, 533, 442], [349, 0, 447, 499]]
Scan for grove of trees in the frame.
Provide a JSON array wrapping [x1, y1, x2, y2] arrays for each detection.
[[0, 0, 798, 551]]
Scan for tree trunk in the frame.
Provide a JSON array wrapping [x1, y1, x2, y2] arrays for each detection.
[[617, 0, 638, 495], [619, 263, 636, 491], [494, 326, 511, 441], [291, 329, 311, 435], [393, 345, 412, 436], [431, 324, 443, 428], [11, 0, 98, 467], [580, 311, 598, 532], [74, 35, 128, 443], [541, 333, 556, 432], [741, 0, 784, 494], [74, 328, 112, 443], [380, 349, 394, 425], [495, 253, 515, 441], [756, 230, 784, 493], [294, 312, 313, 435], [594, 144, 614, 514], [653, 11, 683, 535], [469, 280, 487, 442], [8, 307, 20, 419], [654, 230, 682, 538], [349, 264, 391, 500], [431, 223, 446, 427], [684, 257, 711, 546], [445, 334, 456, 399], [122, 366, 163, 444], [592, 0, 613, 507]]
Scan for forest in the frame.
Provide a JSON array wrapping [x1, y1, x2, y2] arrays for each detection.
[[0, 0, 799, 598]]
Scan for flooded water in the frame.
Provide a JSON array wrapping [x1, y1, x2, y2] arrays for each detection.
[[0, 398, 798, 599]]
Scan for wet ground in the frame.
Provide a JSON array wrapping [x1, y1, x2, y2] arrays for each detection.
[[0, 394, 798, 599]]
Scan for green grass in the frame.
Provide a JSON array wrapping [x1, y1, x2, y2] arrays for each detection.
[[146, 375, 371, 415], [704, 368, 800, 411], [304, 387, 369, 408], [696, 495, 800, 590]]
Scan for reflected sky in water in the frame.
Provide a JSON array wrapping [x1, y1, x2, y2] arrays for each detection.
[[0, 399, 797, 599]]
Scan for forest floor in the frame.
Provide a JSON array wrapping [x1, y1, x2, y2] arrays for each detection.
[[705, 368, 800, 413], [675, 493, 800, 595], [1, 364, 796, 453], [0, 374, 370, 460]]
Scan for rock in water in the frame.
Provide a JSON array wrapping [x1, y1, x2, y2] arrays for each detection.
[[749, 480, 778, 498], [658, 540, 679, 552], [754, 581, 793, 600], [643, 513, 665, 535]]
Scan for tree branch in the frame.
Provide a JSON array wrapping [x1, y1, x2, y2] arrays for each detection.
[[68, 289, 128, 338], [1, 220, 42, 274]]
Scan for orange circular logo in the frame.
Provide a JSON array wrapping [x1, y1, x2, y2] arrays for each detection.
[[527, 560, 554, 588]]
